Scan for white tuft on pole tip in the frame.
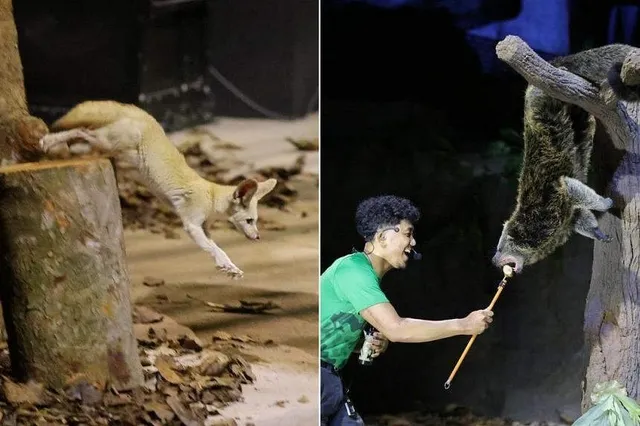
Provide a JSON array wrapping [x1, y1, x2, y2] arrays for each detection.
[[503, 265, 514, 277]]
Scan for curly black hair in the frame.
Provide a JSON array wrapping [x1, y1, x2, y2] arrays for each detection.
[[355, 195, 420, 242]]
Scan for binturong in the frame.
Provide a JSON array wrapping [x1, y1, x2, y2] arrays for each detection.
[[492, 44, 640, 274]]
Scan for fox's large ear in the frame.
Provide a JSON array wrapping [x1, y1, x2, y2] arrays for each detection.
[[256, 178, 278, 200], [233, 179, 259, 206]]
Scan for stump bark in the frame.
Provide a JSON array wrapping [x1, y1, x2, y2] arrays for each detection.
[[0, 0, 48, 165], [496, 36, 640, 411], [0, 158, 144, 391]]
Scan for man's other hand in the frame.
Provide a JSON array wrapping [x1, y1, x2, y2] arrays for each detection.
[[370, 332, 389, 358]]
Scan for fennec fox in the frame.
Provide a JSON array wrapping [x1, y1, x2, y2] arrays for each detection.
[[492, 44, 640, 274], [39, 100, 277, 279]]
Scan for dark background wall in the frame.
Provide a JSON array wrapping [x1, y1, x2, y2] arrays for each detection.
[[13, 0, 319, 131], [320, 0, 640, 422]]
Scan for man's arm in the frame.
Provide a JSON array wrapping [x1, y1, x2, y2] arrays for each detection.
[[361, 302, 492, 344]]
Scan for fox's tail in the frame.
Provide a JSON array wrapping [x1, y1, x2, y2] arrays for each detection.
[[51, 100, 130, 131]]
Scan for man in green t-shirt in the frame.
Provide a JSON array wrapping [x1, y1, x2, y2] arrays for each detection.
[[320, 195, 494, 425]]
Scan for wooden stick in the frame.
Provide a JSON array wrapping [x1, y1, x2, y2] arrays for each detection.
[[444, 265, 513, 389]]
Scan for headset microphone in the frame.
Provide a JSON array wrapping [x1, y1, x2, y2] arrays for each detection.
[[411, 249, 422, 261], [354, 246, 422, 260]]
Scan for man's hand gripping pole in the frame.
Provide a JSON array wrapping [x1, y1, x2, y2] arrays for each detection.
[[443, 264, 513, 390]]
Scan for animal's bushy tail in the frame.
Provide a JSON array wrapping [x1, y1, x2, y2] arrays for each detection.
[[51, 100, 129, 131], [607, 62, 640, 102]]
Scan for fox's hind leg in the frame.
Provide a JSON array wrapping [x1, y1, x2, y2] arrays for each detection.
[[563, 176, 613, 212], [87, 118, 142, 153], [41, 118, 143, 157], [39, 128, 99, 155], [574, 208, 612, 242]]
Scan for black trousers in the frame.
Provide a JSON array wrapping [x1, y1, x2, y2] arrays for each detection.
[[320, 361, 365, 426]]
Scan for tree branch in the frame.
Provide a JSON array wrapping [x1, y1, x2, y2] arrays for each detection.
[[495, 35, 606, 117], [621, 51, 640, 86]]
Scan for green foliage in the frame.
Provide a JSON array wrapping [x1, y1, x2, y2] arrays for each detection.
[[483, 127, 523, 179], [574, 381, 640, 426]]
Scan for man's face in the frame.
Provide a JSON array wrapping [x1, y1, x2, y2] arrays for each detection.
[[378, 220, 416, 269]]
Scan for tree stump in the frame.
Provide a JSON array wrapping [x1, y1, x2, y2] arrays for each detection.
[[496, 36, 640, 411], [0, 157, 144, 391]]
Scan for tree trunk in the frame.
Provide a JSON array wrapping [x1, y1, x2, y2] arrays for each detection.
[[0, 157, 144, 391], [495, 36, 640, 411], [0, 0, 49, 165], [583, 128, 640, 408]]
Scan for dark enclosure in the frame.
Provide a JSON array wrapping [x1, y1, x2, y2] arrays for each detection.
[[13, 0, 318, 131], [321, 0, 640, 422]]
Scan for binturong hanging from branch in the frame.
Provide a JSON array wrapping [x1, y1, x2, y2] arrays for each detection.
[[488, 35, 640, 410], [490, 43, 640, 274]]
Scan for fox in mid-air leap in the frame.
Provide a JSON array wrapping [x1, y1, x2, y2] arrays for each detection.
[[39, 100, 277, 279]]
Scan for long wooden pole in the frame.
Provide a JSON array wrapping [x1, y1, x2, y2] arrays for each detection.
[[444, 265, 513, 389]]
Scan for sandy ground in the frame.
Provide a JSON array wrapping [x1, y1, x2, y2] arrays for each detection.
[[126, 114, 319, 426]]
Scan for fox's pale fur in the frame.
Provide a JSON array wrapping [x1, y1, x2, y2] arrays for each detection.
[[39, 100, 278, 279]]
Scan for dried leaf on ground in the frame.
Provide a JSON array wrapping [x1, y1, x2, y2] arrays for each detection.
[[1, 377, 49, 406], [166, 395, 204, 426], [178, 336, 203, 352], [155, 356, 184, 385], [64, 380, 103, 405], [197, 352, 231, 377], [143, 277, 165, 287], [261, 220, 286, 231], [0, 311, 254, 425], [145, 400, 176, 423], [187, 295, 280, 314], [286, 137, 319, 151], [133, 306, 164, 324]]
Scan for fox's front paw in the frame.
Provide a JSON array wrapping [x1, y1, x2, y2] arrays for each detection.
[[216, 260, 244, 279]]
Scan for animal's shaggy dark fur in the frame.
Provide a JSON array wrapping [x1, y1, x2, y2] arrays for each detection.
[[492, 44, 640, 273]]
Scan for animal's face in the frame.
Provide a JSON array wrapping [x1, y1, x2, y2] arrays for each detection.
[[376, 220, 416, 270], [492, 220, 529, 274], [227, 178, 278, 240], [493, 211, 574, 274]]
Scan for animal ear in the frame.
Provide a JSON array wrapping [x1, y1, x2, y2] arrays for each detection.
[[255, 178, 278, 200], [233, 179, 259, 206]]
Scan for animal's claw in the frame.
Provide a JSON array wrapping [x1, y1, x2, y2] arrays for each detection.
[[215, 262, 244, 279], [603, 198, 614, 210], [594, 228, 612, 243]]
